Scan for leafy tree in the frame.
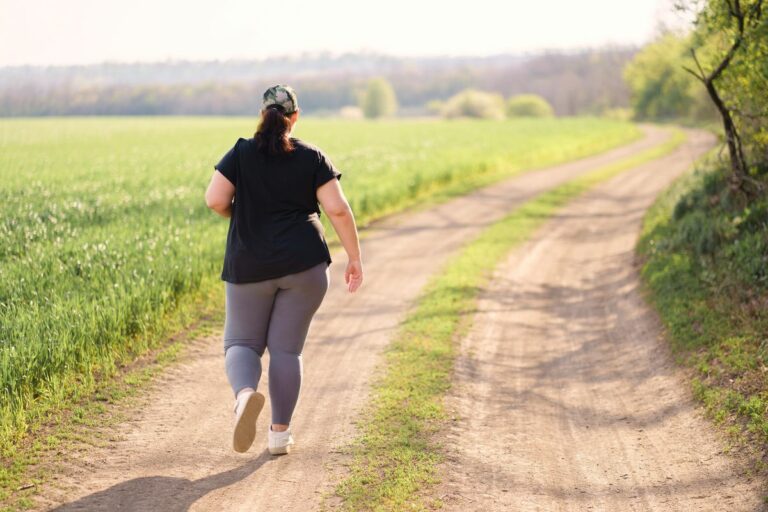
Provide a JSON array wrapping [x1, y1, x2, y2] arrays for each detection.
[[360, 78, 398, 119], [506, 94, 555, 117], [678, 0, 766, 195], [439, 89, 505, 119], [0, 50, 640, 117], [623, 33, 701, 120]]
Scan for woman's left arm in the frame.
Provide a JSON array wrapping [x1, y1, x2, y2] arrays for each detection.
[[205, 170, 235, 218]]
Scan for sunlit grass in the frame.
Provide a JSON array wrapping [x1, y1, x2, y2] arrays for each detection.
[[638, 152, 768, 463]]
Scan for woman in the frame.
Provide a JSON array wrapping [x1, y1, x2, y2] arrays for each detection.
[[204, 84, 363, 455]]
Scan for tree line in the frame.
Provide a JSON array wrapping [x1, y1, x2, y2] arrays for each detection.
[[0, 48, 636, 117], [624, 0, 765, 198]]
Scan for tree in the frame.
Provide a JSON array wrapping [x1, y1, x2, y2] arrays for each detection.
[[439, 89, 506, 119], [506, 94, 555, 117], [623, 33, 703, 120], [360, 78, 398, 119], [678, 0, 766, 195]]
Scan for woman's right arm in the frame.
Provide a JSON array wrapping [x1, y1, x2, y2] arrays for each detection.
[[316, 179, 363, 293]]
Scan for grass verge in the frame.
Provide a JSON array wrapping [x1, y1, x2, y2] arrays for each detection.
[[330, 128, 686, 511], [0, 280, 224, 512], [637, 153, 768, 468]]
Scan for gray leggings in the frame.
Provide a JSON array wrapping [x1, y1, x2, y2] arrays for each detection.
[[223, 261, 330, 425]]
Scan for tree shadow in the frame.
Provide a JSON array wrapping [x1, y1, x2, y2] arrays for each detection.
[[50, 449, 272, 512], [452, 258, 694, 431]]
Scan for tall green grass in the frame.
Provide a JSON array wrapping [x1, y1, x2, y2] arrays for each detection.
[[0, 116, 639, 467]]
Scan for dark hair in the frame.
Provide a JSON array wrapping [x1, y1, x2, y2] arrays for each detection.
[[254, 105, 295, 156]]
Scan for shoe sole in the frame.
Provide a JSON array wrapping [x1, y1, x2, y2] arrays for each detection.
[[268, 443, 292, 456], [232, 392, 265, 453]]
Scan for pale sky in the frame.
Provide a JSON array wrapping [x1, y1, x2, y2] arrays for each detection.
[[0, 0, 689, 67]]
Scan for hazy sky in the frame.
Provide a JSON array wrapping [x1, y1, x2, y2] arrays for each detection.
[[0, 0, 688, 67]]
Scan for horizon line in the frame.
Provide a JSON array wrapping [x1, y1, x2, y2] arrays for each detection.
[[0, 42, 643, 71]]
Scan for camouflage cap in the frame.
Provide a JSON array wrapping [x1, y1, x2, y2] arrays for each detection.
[[262, 84, 299, 115]]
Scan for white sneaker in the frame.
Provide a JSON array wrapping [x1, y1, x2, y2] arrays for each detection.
[[268, 426, 295, 455], [232, 390, 265, 453]]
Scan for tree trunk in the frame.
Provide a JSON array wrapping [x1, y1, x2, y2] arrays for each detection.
[[703, 79, 748, 187]]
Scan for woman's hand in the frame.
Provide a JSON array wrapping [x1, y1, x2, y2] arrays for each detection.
[[345, 259, 363, 293], [318, 179, 363, 293]]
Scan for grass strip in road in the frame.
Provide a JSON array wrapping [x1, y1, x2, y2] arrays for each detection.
[[331, 128, 686, 511]]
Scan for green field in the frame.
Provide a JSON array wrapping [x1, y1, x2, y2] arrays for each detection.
[[0, 116, 640, 461]]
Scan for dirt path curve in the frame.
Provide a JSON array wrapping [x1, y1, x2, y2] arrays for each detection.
[[37, 126, 673, 512], [436, 128, 765, 511]]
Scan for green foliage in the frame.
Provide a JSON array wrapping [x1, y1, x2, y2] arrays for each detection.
[[602, 107, 634, 121], [506, 94, 555, 118], [638, 156, 768, 450], [438, 88, 506, 119], [661, 162, 768, 278], [628, 0, 767, 173], [690, 0, 768, 167], [623, 32, 714, 121], [360, 78, 398, 119], [0, 117, 641, 471], [0, 49, 639, 117]]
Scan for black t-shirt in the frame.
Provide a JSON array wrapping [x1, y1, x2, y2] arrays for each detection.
[[214, 136, 342, 283]]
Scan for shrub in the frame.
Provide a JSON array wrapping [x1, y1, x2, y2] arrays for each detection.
[[439, 89, 505, 119], [602, 108, 633, 121], [506, 94, 555, 118], [360, 78, 398, 119]]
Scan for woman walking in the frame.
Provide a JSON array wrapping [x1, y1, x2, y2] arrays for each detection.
[[204, 85, 363, 455]]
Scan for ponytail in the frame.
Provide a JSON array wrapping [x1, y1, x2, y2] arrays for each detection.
[[254, 105, 295, 156]]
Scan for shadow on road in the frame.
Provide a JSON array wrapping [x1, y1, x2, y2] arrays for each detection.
[[49, 450, 272, 512]]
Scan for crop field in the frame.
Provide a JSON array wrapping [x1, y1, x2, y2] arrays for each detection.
[[0, 116, 640, 453]]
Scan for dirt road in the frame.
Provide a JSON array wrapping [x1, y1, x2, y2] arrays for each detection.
[[34, 126, 741, 511], [436, 128, 764, 511]]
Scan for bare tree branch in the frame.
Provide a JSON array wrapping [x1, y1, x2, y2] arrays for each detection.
[[682, 65, 704, 81], [691, 48, 707, 77]]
